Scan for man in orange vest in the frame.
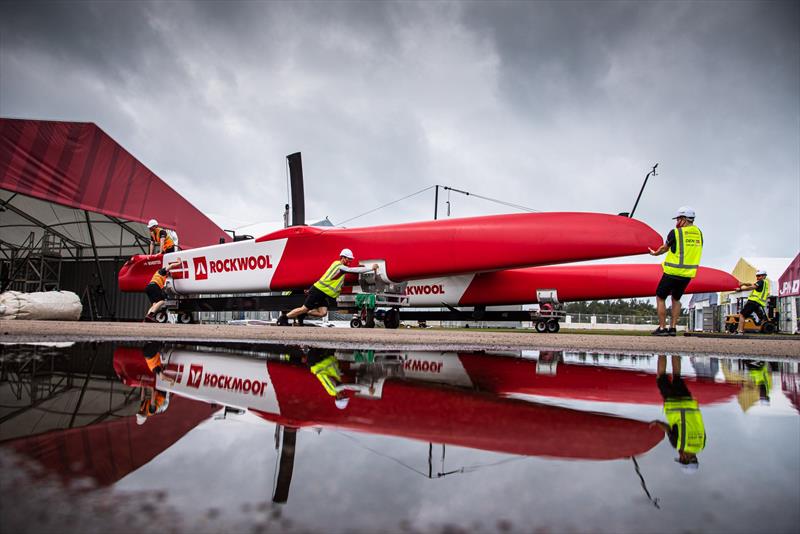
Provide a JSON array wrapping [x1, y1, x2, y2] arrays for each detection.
[[144, 260, 182, 322], [136, 342, 176, 424], [148, 219, 177, 255]]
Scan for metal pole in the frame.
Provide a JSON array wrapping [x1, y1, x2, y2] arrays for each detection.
[[84, 211, 111, 318], [434, 185, 439, 220], [629, 164, 658, 219]]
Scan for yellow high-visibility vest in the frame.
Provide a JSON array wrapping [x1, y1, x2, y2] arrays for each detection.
[[664, 398, 707, 454], [310, 355, 341, 397], [663, 225, 703, 278], [747, 278, 770, 306], [313, 260, 345, 298]]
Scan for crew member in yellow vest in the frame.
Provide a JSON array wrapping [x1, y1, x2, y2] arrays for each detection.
[[307, 351, 353, 409], [650, 355, 707, 472], [148, 218, 177, 254], [648, 206, 703, 336], [735, 270, 770, 335], [743, 360, 772, 404], [144, 259, 182, 322], [136, 342, 176, 424], [285, 248, 379, 324]]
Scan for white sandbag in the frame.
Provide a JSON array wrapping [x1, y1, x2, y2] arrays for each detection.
[[0, 291, 83, 321]]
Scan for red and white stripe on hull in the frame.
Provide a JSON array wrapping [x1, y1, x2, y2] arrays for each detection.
[[402, 264, 740, 306], [118, 212, 661, 293]]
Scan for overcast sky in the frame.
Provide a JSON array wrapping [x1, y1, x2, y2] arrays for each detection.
[[1, 0, 798, 272]]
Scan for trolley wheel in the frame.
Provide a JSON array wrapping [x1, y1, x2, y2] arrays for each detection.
[[383, 308, 400, 329], [762, 322, 776, 334], [177, 311, 193, 324], [365, 308, 376, 329], [535, 320, 547, 333], [546, 319, 560, 333], [350, 317, 362, 328], [154, 311, 168, 324], [276, 314, 289, 326], [726, 323, 737, 333]]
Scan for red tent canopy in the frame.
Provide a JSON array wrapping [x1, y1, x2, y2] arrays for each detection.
[[0, 118, 229, 250]]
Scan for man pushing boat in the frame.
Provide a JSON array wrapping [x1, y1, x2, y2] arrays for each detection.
[[285, 248, 378, 325]]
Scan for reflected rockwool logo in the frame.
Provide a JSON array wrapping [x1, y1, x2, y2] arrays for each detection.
[[187, 364, 203, 388]]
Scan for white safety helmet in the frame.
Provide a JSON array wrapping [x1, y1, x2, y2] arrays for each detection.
[[672, 206, 696, 220], [335, 396, 350, 410], [147, 219, 158, 228], [340, 248, 354, 259], [676, 458, 699, 473], [756, 269, 767, 276]]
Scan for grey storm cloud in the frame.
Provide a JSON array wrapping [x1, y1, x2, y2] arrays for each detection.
[[1, 0, 798, 271]]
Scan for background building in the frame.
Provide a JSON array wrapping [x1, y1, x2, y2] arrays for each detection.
[[778, 253, 800, 334]]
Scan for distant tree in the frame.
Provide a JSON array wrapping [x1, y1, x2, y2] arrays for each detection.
[[564, 298, 660, 316]]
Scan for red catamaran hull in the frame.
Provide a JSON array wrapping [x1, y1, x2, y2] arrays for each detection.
[[118, 212, 661, 293]]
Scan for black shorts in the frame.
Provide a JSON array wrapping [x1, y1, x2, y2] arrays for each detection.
[[304, 286, 335, 310], [740, 300, 766, 321], [655, 273, 692, 300], [657, 374, 692, 400], [146, 283, 165, 304]]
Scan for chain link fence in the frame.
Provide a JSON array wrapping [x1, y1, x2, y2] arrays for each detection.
[[566, 313, 688, 326]]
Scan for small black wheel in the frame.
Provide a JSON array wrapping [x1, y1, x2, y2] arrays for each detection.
[[535, 320, 547, 333], [546, 319, 560, 333], [762, 322, 776, 334], [350, 317, 362, 328], [726, 323, 737, 333], [276, 314, 289, 326], [383, 308, 400, 329], [154, 311, 168, 323], [177, 311, 193, 324]]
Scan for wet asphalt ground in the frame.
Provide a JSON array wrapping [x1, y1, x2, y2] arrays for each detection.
[[2, 320, 798, 358]]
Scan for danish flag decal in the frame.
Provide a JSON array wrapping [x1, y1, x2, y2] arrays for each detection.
[[194, 257, 209, 280], [171, 261, 190, 280]]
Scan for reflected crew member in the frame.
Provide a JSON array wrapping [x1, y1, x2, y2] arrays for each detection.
[[650, 355, 707, 471], [744, 360, 772, 404], [306, 351, 353, 409], [136, 342, 176, 425]]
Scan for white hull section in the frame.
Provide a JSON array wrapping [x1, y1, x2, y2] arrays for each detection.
[[164, 239, 288, 294]]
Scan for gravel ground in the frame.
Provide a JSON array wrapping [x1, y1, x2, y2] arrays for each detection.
[[1, 320, 799, 358]]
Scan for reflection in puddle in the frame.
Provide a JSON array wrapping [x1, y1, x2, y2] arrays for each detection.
[[1, 342, 798, 533]]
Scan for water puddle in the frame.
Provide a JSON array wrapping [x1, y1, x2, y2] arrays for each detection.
[[1, 341, 798, 533]]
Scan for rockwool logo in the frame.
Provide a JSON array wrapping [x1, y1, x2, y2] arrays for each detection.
[[192, 255, 272, 281], [405, 284, 445, 295], [187, 364, 203, 388], [194, 257, 208, 280]]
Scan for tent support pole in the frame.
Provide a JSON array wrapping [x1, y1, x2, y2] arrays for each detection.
[[84, 211, 111, 319]]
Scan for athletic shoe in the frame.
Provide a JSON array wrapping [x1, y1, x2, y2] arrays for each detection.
[[651, 327, 669, 336], [668, 328, 677, 336], [734, 331, 744, 336]]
